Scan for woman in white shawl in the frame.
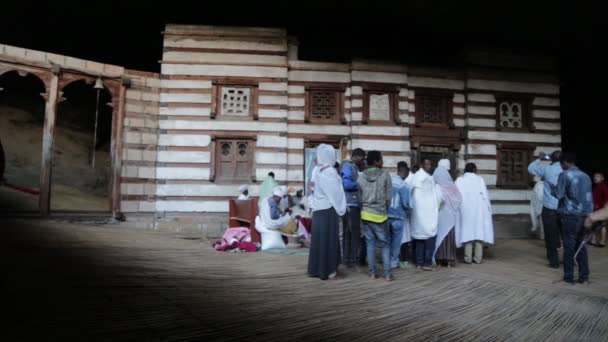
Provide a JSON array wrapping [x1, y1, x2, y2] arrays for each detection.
[[307, 144, 347, 280], [433, 159, 462, 267], [455, 163, 494, 264]]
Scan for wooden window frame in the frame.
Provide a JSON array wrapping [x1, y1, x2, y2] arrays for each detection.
[[496, 143, 535, 189], [210, 135, 257, 183], [362, 84, 401, 125], [303, 137, 348, 195], [495, 93, 533, 132], [414, 88, 454, 128], [211, 81, 259, 120], [304, 85, 346, 125]]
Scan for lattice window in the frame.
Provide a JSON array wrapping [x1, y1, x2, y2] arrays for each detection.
[[415, 92, 450, 125], [498, 148, 532, 188], [216, 138, 254, 180], [311, 91, 338, 121], [221, 87, 251, 116], [497, 99, 529, 129]]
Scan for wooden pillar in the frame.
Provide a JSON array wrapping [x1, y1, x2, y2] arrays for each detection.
[[39, 66, 60, 215], [110, 78, 129, 216]]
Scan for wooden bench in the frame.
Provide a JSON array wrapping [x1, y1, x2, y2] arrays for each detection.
[[228, 199, 260, 243]]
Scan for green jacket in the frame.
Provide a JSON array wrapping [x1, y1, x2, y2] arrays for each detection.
[[357, 168, 392, 217]]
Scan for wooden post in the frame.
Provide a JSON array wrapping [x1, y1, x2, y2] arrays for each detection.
[[110, 78, 129, 216], [39, 66, 60, 215]]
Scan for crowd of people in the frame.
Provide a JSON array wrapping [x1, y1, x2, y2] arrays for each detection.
[[528, 151, 607, 285], [276, 144, 493, 282], [243, 146, 606, 285]]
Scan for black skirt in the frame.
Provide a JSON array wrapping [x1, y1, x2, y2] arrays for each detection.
[[307, 208, 341, 279]]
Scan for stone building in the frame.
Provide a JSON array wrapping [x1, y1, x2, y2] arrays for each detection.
[[0, 25, 560, 237]]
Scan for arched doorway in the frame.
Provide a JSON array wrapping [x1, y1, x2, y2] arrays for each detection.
[[0, 70, 46, 211], [50, 79, 113, 211]]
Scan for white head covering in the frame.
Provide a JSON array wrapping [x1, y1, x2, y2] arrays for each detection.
[[317, 143, 337, 167], [312, 144, 346, 216], [273, 187, 283, 197], [433, 166, 462, 211], [438, 159, 450, 170], [279, 185, 287, 196], [239, 184, 248, 193]]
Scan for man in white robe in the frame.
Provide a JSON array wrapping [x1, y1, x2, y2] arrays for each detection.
[[255, 188, 293, 250], [455, 163, 494, 264], [410, 159, 442, 270]]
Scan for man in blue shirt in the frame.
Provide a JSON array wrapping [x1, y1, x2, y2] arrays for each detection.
[[528, 151, 563, 268], [388, 162, 411, 269], [552, 152, 593, 285], [340, 148, 366, 270]]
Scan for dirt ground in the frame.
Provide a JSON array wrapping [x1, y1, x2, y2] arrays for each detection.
[[1, 219, 607, 341], [0, 105, 110, 211]]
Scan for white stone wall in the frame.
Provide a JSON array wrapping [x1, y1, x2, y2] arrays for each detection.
[[146, 25, 562, 215]]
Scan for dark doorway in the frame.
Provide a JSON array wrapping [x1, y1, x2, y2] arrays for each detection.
[[51, 79, 113, 211], [0, 70, 46, 211], [416, 145, 457, 178]]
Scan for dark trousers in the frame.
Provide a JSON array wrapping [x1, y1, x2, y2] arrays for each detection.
[[542, 207, 561, 267], [342, 207, 361, 266], [559, 214, 590, 282], [359, 236, 367, 265], [415, 236, 436, 267], [399, 241, 416, 261]]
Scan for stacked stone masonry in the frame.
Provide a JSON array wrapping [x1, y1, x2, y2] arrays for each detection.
[[0, 24, 561, 235]]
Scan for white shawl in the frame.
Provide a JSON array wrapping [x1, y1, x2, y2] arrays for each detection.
[[410, 169, 442, 240], [433, 165, 462, 257], [455, 173, 494, 247], [311, 144, 346, 216]]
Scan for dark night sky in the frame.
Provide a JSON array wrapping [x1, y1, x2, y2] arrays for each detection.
[[0, 1, 605, 174]]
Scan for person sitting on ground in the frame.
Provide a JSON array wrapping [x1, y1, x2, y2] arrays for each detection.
[[292, 189, 304, 208], [591, 172, 608, 247], [255, 187, 294, 250], [237, 184, 249, 200], [278, 186, 292, 213]]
